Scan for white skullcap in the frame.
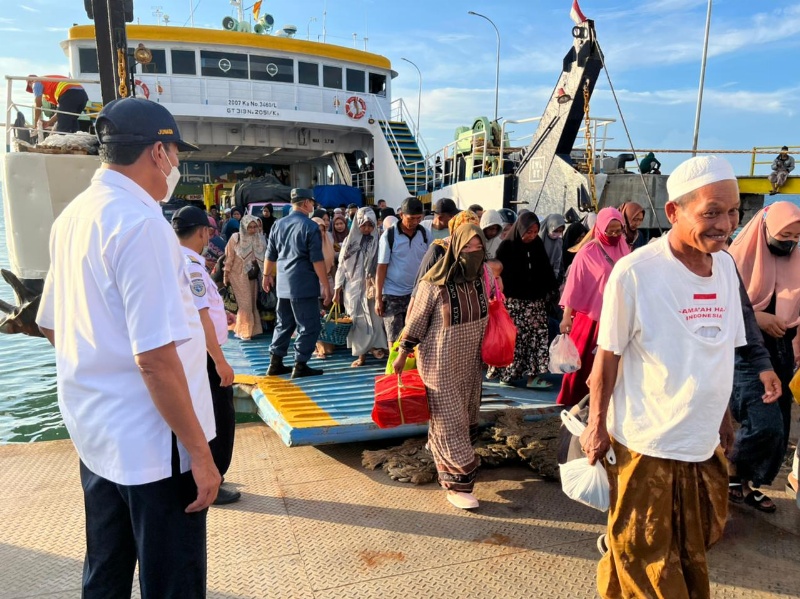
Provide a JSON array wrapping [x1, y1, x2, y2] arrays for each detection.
[[666, 155, 736, 202]]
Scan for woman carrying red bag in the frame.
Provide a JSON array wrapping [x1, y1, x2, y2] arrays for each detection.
[[557, 207, 629, 406], [392, 224, 489, 511]]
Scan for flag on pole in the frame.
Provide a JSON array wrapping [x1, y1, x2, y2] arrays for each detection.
[[570, 0, 587, 24], [253, 0, 262, 22]]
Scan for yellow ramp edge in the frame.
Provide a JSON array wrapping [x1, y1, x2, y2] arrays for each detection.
[[738, 176, 800, 195], [234, 374, 338, 428]]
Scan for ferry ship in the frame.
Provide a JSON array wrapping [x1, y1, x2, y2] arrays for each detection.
[[2, 6, 428, 287]]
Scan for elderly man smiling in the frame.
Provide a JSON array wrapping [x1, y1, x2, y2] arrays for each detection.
[[581, 156, 782, 599]]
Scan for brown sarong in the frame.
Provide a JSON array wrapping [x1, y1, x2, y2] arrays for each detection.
[[598, 439, 728, 599]]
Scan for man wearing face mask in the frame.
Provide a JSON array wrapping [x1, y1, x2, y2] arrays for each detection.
[[263, 188, 332, 378], [36, 98, 219, 597]]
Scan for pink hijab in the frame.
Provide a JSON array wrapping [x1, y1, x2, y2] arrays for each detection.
[[560, 207, 630, 321], [728, 202, 800, 327]]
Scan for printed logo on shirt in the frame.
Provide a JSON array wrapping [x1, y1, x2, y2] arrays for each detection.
[[693, 293, 717, 301], [678, 292, 725, 325]]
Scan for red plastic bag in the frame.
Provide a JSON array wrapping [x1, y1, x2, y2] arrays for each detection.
[[372, 370, 429, 428], [481, 292, 517, 368]]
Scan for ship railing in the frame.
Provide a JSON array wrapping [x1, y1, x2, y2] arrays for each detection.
[[749, 145, 800, 176], [4, 75, 101, 150]]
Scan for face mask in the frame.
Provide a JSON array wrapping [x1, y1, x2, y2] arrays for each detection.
[[153, 148, 180, 202], [766, 235, 797, 257], [606, 235, 623, 246], [548, 231, 563, 240], [454, 251, 484, 283]]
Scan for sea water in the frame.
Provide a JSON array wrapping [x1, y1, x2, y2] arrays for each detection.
[[0, 198, 64, 443]]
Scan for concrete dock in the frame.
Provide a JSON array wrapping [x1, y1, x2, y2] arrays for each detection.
[[1, 422, 799, 598]]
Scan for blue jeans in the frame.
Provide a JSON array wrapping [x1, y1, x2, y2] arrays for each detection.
[[270, 297, 321, 364], [80, 456, 207, 598]]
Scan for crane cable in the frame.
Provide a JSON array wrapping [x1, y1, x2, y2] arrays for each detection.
[[594, 38, 662, 233], [582, 79, 598, 212]]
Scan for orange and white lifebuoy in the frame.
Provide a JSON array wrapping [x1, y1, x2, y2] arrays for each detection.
[[344, 96, 367, 120], [135, 79, 150, 100]]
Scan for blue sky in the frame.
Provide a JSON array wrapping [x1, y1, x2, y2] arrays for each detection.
[[1, 0, 798, 177]]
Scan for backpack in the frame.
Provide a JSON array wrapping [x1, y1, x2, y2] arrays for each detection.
[[386, 223, 428, 254]]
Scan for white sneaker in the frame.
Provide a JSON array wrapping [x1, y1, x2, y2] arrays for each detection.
[[447, 491, 479, 510]]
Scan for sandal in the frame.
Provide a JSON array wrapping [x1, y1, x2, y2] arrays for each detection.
[[526, 376, 553, 390], [743, 490, 777, 513], [371, 349, 387, 360], [350, 357, 367, 368], [728, 477, 744, 503]]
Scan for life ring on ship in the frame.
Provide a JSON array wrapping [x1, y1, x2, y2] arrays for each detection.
[[345, 96, 367, 120], [135, 79, 150, 100]]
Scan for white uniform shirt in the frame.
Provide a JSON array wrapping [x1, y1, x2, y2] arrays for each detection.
[[36, 168, 215, 486], [598, 234, 747, 462], [182, 246, 228, 346]]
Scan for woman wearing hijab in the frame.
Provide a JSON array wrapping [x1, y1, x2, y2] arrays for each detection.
[[488, 212, 558, 389], [480, 209, 505, 260], [222, 206, 243, 240], [557, 207, 629, 406], [331, 214, 349, 256], [333, 207, 388, 367], [727, 201, 800, 512], [260, 203, 276, 240], [618, 201, 646, 251], [312, 216, 336, 293], [539, 214, 567, 281], [392, 224, 489, 510], [561, 221, 589, 273], [223, 215, 266, 340]]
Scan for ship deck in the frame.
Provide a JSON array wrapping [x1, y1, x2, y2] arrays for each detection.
[[1, 422, 799, 598], [223, 332, 563, 447]]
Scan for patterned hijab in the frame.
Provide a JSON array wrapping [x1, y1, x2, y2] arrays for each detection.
[[423, 224, 487, 286], [341, 207, 379, 278], [235, 215, 266, 273]]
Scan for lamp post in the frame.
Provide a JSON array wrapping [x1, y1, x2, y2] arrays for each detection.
[[307, 17, 317, 41], [401, 57, 422, 139], [468, 10, 500, 122], [692, 0, 712, 156]]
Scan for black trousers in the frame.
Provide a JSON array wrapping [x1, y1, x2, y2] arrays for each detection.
[[207, 353, 235, 477], [54, 87, 88, 133], [79, 446, 207, 598]]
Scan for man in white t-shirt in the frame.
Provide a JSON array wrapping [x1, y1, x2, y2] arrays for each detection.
[[580, 156, 781, 599], [36, 98, 220, 598]]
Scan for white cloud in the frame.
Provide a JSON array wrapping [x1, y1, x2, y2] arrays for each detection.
[[0, 27, 23, 32], [19, 5, 40, 13]]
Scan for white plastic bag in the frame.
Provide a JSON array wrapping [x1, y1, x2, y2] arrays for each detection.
[[559, 458, 611, 511], [558, 410, 615, 512], [548, 333, 582, 374]]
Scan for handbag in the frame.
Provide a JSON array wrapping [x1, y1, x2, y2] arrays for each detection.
[[247, 262, 259, 280], [222, 284, 238, 313], [318, 302, 352, 345], [372, 370, 430, 428], [481, 289, 517, 368]]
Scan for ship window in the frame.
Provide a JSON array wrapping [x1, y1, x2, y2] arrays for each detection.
[[322, 65, 342, 89], [250, 56, 293, 83], [346, 69, 365, 93], [200, 50, 248, 79], [369, 73, 386, 96], [171, 49, 196, 75], [78, 48, 99, 74], [298, 61, 318, 86], [140, 49, 167, 75]]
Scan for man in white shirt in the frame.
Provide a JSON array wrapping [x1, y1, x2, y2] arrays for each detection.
[[580, 156, 781, 599], [36, 98, 220, 598], [173, 205, 241, 505]]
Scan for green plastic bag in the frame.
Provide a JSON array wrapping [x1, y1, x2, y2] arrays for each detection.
[[384, 338, 417, 375]]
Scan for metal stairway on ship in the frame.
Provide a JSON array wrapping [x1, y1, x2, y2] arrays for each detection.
[[379, 120, 430, 195]]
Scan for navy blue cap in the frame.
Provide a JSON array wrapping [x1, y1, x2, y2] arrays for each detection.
[[172, 206, 210, 230], [96, 97, 199, 152], [290, 188, 314, 202]]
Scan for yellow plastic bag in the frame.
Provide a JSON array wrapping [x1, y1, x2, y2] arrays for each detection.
[[790, 368, 800, 405]]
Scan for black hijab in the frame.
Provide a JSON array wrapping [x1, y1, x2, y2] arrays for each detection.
[[496, 211, 557, 301]]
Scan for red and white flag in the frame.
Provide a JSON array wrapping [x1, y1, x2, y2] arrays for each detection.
[[570, 0, 588, 24]]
